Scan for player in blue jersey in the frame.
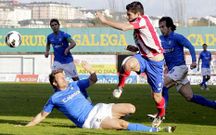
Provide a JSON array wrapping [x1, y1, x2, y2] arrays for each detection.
[[45, 18, 79, 81], [148, 17, 216, 115], [25, 61, 175, 133], [198, 43, 212, 90], [148, 17, 216, 120]]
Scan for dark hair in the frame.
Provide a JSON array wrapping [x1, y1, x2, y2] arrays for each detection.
[[126, 1, 144, 15], [50, 18, 60, 26], [49, 69, 63, 89], [159, 16, 176, 31], [202, 43, 207, 46]]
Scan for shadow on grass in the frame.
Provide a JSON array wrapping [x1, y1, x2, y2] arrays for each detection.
[[0, 119, 76, 129]]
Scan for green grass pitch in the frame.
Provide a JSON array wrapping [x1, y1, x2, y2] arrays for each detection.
[[0, 83, 215, 135]]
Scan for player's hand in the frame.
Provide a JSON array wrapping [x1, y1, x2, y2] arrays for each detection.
[[95, 12, 106, 23], [64, 48, 70, 55], [190, 62, 197, 69], [126, 45, 139, 52], [44, 52, 49, 58], [81, 61, 95, 74]]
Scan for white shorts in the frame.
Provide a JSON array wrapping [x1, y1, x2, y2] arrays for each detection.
[[201, 68, 211, 76], [167, 65, 189, 91], [82, 103, 113, 129], [52, 61, 78, 78]]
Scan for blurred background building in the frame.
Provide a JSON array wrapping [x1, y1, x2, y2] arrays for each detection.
[[1, 0, 216, 28]]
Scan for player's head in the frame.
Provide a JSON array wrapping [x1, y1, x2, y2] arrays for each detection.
[[49, 69, 68, 91], [126, 1, 144, 22], [50, 18, 60, 33], [202, 43, 208, 51], [159, 16, 176, 36]]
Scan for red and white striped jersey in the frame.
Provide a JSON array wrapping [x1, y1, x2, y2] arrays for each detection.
[[130, 15, 163, 58]]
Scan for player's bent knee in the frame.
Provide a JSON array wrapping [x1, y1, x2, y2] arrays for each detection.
[[127, 104, 136, 113], [124, 58, 138, 72]]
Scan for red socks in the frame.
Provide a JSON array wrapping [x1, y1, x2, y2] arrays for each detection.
[[118, 68, 131, 88], [156, 97, 165, 117]]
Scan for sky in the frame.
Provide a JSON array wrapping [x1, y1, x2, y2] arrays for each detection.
[[21, 0, 216, 18]]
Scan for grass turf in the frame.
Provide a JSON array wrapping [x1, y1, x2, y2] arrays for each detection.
[[0, 83, 215, 135]]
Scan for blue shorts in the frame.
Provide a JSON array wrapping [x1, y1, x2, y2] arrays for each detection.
[[134, 54, 164, 93]]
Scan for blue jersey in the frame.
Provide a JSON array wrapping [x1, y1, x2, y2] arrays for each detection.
[[160, 32, 196, 71], [43, 79, 93, 128], [199, 51, 211, 68], [47, 31, 73, 64]]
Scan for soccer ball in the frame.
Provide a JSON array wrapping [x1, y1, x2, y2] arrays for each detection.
[[5, 31, 22, 48]]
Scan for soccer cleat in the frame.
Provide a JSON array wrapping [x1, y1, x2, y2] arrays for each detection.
[[205, 87, 209, 91], [147, 113, 165, 121], [152, 116, 165, 127], [159, 126, 176, 133], [112, 88, 123, 98], [147, 113, 157, 120]]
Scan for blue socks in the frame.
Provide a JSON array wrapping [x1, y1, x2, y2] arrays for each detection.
[[191, 95, 216, 109], [127, 123, 158, 132], [162, 86, 169, 108], [201, 76, 207, 88]]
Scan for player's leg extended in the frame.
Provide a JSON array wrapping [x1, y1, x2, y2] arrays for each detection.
[[113, 56, 140, 98], [162, 74, 176, 108], [179, 83, 216, 109], [147, 75, 176, 120], [101, 117, 176, 132], [100, 117, 160, 132], [100, 103, 175, 132], [146, 60, 165, 127]]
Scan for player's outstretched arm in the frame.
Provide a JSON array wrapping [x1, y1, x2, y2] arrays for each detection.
[[95, 11, 134, 31], [25, 111, 50, 127], [81, 61, 97, 85], [45, 42, 50, 58]]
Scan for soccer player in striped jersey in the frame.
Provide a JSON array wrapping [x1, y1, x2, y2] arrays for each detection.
[[96, 1, 165, 127], [198, 43, 212, 90]]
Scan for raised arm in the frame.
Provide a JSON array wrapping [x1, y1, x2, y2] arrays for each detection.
[[25, 111, 50, 127], [81, 61, 97, 85], [96, 12, 134, 31]]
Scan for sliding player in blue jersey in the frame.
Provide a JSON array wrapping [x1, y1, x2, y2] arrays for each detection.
[[25, 61, 175, 133], [155, 16, 216, 112], [198, 43, 212, 90]]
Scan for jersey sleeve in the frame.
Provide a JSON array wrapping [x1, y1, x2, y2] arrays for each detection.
[[77, 79, 90, 90], [43, 98, 54, 113], [129, 17, 146, 29], [63, 32, 71, 41], [176, 34, 196, 62]]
